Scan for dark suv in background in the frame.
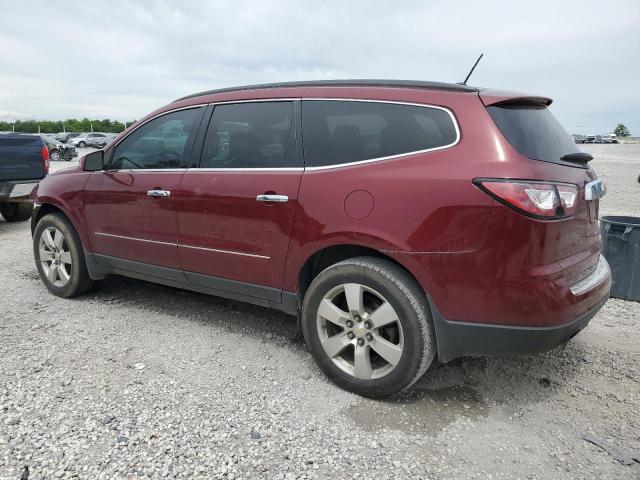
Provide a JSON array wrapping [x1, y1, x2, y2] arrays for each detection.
[[41, 135, 77, 161], [30, 80, 610, 397]]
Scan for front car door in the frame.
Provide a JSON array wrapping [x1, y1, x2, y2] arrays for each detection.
[[177, 100, 303, 300], [84, 107, 204, 272]]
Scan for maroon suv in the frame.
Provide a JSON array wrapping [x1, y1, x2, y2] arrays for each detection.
[[31, 80, 611, 397]]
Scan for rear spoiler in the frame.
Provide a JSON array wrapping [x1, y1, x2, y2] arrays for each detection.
[[479, 89, 552, 107]]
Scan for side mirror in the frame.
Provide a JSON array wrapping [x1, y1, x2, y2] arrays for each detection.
[[82, 150, 104, 171]]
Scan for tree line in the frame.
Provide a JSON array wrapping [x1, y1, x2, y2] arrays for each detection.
[[0, 118, 135, 134], [614, 124, 631, 137]]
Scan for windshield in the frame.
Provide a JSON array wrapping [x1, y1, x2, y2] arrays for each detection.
[[487, 104, 583, 167]]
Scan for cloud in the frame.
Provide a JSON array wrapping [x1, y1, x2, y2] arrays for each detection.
[[0, 110, 33, 122], [0, 0, 638, 134]]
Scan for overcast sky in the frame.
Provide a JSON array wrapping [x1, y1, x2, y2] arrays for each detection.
[[1, 0, 638, 135]]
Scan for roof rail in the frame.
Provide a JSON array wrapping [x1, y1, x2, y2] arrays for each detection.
[[175, 79, 479, 102]]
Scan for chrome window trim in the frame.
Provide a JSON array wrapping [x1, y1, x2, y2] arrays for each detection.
[[193, 98, 300, 171], [102, 103, 209, 172], [108, 103, 208, 153], [186, 167, 304, 173], [207, 98, 299, 106], [185, 97, 460, 172], [94, 232, 270, 260], [98, 168, 188, 174], [109, 97, 459, 173]]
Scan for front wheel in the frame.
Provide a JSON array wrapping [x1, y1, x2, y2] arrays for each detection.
[[49, 149, 61, 161], [302, 257, 436, 398], [78, 141, 86, 148], [33, 213, 94, 297]]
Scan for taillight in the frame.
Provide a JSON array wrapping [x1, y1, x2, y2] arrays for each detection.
[[475, 179, 579, 219], [41, 145, 49, 174]]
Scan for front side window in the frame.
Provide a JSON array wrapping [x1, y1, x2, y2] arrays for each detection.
[[302, 100, 458, 167], [110, 108, 200, 170], [200, 102, 296, 168]]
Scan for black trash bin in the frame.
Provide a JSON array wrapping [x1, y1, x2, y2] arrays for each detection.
[[600, 216, 640, 301]]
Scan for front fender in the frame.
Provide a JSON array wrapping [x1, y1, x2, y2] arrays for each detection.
[[32, 171, 91, 247]]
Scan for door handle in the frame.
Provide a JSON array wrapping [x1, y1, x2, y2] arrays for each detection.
[[256, 194, 288, 203], [147, 189, 171, 198]]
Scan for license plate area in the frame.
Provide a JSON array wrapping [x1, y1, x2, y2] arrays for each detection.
[[585, 178, 606, 201]]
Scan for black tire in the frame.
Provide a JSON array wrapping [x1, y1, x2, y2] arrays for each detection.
[[78, 141, 86, 148], [33, 213, 94, 298], [50, 149, 61, 162], [0, 202, 34, 222], [302, 257, 435, 398]]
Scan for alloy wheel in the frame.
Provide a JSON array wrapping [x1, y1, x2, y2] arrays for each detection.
[[50, 150, 61, 161], [39, 227, 72, 287], [316, 283, 404, 380]]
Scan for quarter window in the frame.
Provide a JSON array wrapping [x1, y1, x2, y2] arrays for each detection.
[[110, 108, 200, 170], [200, 102, 296, 168], [302, 100, 458, 167]]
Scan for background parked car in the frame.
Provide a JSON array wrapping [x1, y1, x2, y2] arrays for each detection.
[[69, 132, 107, 148], [54, 132, 81, 144], [40, 135, 76, 161], [93, 132, 120, 149]]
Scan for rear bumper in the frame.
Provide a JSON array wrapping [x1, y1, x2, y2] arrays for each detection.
[[431, 295, 608, 363], [0, 181, 39, 201]]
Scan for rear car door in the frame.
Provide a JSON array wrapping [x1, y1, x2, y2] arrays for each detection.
[[83, 107, 204, 271], [177, 100, 303, 299]]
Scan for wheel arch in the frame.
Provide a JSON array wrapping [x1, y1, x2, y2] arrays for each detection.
[[31, 203, 64, 235], [30, 201, 88, 248], [297, 243, 424, 306]]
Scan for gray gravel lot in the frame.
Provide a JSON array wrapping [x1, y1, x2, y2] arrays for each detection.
[[1, 145, 639, 479]]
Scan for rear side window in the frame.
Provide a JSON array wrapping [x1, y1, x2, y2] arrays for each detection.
[[487, 104, 579, 165], [200, 101, 297, 168], [302, 100, 458, 167]]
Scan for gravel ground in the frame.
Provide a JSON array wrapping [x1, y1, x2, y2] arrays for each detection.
[[1, 145, 639, 479]]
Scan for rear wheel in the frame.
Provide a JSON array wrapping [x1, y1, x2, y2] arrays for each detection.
[[78, 141, 86, 148], [302, 257, 435, 398], [33, 213, 94, 297], [0, 202, 34, 222]]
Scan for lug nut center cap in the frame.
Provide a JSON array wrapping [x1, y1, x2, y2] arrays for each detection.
[[353, 323, 367, 338]]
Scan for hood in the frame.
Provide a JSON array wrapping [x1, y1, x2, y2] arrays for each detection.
[[49, 164, 82, 176]]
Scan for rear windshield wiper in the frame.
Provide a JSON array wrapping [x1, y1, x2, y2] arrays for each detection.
[[561, 152, 593, 164]]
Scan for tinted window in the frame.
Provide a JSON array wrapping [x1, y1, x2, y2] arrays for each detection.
[[487, 104, 579, 165], [302, 100, 458, 167], [200, 102, 296, 168], [110, 108, 199, 170]]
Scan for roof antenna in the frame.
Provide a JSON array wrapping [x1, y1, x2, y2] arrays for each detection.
[[461, 53, 484, 85]]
